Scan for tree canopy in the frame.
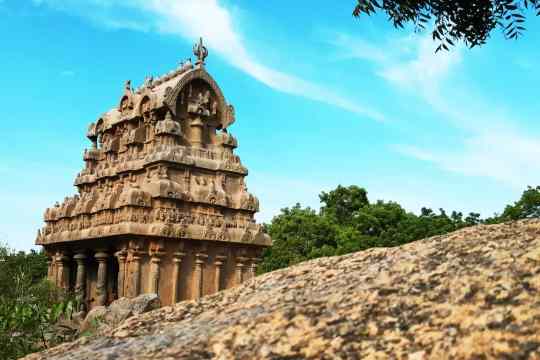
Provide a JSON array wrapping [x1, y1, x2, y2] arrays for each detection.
[[353, 0, 540, 51], [259, 184, 540, 273]]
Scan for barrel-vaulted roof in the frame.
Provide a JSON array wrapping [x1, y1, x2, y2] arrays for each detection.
[[87, 60, 235, 140]]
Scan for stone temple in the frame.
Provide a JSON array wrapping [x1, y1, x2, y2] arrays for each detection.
[[36, 39, 272, 311]]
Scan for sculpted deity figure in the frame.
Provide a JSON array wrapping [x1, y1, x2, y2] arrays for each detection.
[[188, 90, 212, 117], [141, 97, 152, 120]]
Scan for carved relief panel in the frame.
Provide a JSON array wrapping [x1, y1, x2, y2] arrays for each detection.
[[176, 79, 221, 148]]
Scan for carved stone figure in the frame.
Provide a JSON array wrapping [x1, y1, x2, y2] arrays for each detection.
[[36, 38, 271, 310]]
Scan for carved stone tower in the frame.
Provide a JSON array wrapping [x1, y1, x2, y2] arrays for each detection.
[[36, 39, 272, 310]]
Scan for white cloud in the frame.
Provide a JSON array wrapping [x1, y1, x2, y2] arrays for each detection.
[[378, 35, 462, 95], [328, 32, 461, 95], [393, 144, 437, 162], [384, 40, 540, 188], [332, 31, 540, 188], [396, 130, 540, 188], [34, 0, 384, 121], [329, 32, 390, 64]]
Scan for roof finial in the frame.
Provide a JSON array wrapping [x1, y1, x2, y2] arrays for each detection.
[[193, 37, 208, 67]]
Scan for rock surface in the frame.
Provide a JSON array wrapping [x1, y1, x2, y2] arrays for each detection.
[[79, 294, 160, 334], [26, 220, 540, 359]]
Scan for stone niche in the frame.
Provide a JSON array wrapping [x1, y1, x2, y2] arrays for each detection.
[[36, 39, 272, 311]]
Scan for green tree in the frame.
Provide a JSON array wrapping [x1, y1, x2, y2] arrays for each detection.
[[0, 246, 48, 295], [320, 185, 369, 225], [496, 186, 540, 221], [259, 184, 540, 274], [259, 204, 339, 273], [0, 244, 77, 359], [353, 0, 540, 51]]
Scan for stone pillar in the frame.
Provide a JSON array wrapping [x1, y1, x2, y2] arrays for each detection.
[[56, 252, 70, 290], [149, 249, 164, 295], [235, 256, 247, 286], [95, 251, 109, 306], [46, 256, 54, 282], [214, 255, 227, 293], [193, 253, 208, 299], [129, 250, 143, 298], [190, 117, 204, 148], [171, 251, 185, 304], [115, 249, 128, 298], [53, 251, 61, 286], [73, 253, 87, 311], [247, 258, 260, 281]]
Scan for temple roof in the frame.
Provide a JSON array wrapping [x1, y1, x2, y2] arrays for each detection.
[[88, 53, 234, 140]]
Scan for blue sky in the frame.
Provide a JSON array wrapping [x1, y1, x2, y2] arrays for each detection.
[[2, 0, 540, 250]]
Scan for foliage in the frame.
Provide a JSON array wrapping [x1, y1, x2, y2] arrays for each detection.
[[320, 185, 369, 224], [495, 185, 540, 221], [0, 244, 78, 360], [353, 0, 540, 51], [259, 184, 539, 273], [258, 205, 340, 273]]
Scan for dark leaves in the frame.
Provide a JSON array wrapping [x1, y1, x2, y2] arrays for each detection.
[[353, 0, 540, 51]]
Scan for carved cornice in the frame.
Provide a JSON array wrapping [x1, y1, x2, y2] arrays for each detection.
[[37, 219, 271, 247]]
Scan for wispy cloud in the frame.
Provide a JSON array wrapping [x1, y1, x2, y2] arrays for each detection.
[[329, 32, 391, 64], [332, 31, 540, 188], [395, 131, 540, 188], [33, 0, 384, 121], [377, 35, 462, 95]]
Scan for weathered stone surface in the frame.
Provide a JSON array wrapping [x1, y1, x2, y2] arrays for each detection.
[[26, 220, 540, 359], [79, 306, 107, 334], [80, 294, 161, 334], [110, 294, 161, 318]]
